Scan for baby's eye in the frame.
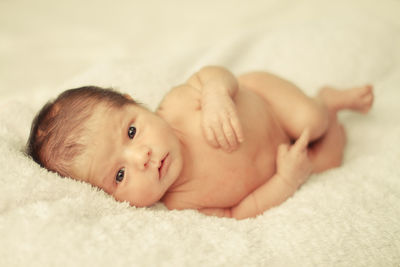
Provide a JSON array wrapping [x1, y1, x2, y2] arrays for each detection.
[[128, 125, 136, 139], [116, 168, 125, 183]]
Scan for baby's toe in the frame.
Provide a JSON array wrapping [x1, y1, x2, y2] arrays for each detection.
[[361, 85, 373, 96]]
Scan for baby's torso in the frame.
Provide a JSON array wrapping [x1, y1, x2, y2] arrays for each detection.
[[157, 86, 289, 210]]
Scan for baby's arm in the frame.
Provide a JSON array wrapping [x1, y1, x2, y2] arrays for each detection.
[[200, 129, 313, 219], [186, 66, 244, 151]]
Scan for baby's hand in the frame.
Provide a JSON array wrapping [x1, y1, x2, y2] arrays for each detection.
[[276, 129, 313, 189], [201, 88, 244, 152]]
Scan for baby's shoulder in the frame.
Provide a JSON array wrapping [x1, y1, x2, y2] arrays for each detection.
[[156, 84, 201, 115]]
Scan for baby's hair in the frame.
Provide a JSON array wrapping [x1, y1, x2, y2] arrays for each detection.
[[26, 86, 137, 178]]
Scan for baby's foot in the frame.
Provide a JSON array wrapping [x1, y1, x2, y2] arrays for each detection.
[[345, 85, 374, 114], [319, 85, 374, 113]]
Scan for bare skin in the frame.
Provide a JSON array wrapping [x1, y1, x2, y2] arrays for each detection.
[[237, 72, 373, 173], [309, 85, 373, 172], [72, 66, 373, 219], [157, 67, 373, 218]]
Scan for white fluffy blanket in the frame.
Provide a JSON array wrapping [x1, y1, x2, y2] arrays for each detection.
[[1, 0, 400, 266]]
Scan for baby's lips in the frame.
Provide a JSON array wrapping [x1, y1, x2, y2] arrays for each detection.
[[156, 159, 162, 169]]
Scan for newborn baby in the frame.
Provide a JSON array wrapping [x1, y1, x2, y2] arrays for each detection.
[[27, 66, 373, 219]]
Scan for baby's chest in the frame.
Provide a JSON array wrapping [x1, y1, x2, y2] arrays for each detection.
[[163, 88, 289, 209], [172, 121, 283, 208]]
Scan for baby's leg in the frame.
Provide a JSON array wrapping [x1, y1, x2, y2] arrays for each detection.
[[238, 72, 373, 141], [317, 85, 374, 114], [238, 72, 329, 141], [308, 115, 346, 173], [239, 72, 374, 172], [307, 85, 373, 172]]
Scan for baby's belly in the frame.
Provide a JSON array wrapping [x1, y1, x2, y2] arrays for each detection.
[[182, 144, 278, 208], [163, 89, 289, 209]]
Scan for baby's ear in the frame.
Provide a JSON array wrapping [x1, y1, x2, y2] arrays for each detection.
[[123, 94, 133, 101]]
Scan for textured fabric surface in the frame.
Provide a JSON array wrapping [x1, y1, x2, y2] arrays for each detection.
[[1, 0, 400, 266]]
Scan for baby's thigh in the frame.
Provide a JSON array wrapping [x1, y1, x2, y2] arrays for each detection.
[[308, 120, 346, 173], [238, 72, 328, 140]]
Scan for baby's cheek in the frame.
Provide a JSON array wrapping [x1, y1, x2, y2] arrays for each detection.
[[112, 191, 129, 203], [116, 182, 160, 207]]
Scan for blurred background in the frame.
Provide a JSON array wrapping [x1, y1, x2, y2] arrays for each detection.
[[0, 0, 267, 97], [1, 0, 400, 99]]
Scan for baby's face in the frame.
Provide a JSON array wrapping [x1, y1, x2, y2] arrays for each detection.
[[73, 103, 183, 207]]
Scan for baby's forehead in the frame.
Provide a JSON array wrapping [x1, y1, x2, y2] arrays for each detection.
[[86, 102, 121, 123], [70, 105, 115, 181], [71, 103, 129, 183], [80, 102, 136, 142], [82, 104, 116, 132], [78, 101, 139, 145]]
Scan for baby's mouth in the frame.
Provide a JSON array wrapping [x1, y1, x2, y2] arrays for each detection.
[[158, 161, 163, 176], [158, 153, 170, 180]]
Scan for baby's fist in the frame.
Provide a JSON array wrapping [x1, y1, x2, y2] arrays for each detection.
[[276, 129, 313, 189], [201, 89, 244, 152]]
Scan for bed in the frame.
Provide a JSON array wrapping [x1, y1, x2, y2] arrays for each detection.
[[1, 0, 400, 266]]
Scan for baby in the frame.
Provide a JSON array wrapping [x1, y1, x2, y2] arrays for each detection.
[[27, 66, 373, 219]]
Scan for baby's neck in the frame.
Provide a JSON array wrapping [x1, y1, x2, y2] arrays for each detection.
[[166, 128, 190, 193]]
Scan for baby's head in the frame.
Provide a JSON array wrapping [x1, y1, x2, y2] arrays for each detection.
[[27, 86, 183, 206], [27, 86, 135, 178]]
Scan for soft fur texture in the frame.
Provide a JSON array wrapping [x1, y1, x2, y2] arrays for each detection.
[[1, 0, 400, 266]]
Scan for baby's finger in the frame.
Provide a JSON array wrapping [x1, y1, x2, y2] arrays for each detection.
[[230, 116, 244, 143], [203, 124, 219, 148], [214, 123, 230, 151], [278, 143, 289, 156], [292, 128, 310, 153], [222, 120, 238, 150]]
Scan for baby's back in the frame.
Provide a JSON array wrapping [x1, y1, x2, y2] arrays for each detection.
[[157, 86, 289, 210]]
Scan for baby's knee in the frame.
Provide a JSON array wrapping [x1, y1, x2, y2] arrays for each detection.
[[292, 103, 329, 141]]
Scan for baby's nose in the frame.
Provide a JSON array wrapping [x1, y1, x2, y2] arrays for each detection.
[[126, 145, 152, 170]]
